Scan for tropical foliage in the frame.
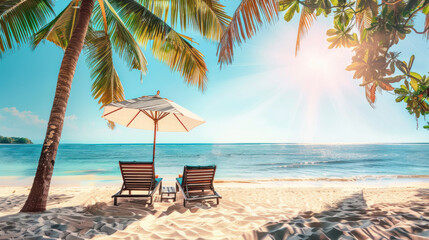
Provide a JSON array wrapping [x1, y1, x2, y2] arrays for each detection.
[[0, 135, 33, 144], [216, 0, 279, 67], [3, 1, 429, 129], [393, 56, 429, 129], [276, 0, 429, 129], [213, 0, 429, 129], [1, 0, 234, 116], [0, 0, 54, 57], [32, 0, 232, 117]]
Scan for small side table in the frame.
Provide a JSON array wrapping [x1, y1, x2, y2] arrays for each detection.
[[161, 186, 177, 202]]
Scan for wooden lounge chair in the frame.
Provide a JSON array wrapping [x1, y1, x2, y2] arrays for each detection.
[[112, 161, 162, 206], [176, 165, 221, 207]]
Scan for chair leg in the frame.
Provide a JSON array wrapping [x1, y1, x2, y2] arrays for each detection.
[[114, 197, 117, 206]]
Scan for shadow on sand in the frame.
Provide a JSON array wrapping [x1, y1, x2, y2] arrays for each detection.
[[0, 193, 218, 239], [242, 189, 429, 240]]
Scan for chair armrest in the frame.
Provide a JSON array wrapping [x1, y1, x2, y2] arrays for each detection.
[[151, 178, 163, 196], [176, 177, 183, 186]]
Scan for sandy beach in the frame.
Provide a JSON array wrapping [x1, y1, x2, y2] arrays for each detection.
[[0, 180, 428, 239]]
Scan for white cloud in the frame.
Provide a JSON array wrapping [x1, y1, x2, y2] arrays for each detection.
[[64, 114, 78, 129], [2, 107, 47, 125], [65, 115, 77, 121]]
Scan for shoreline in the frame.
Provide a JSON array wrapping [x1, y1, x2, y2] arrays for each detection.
[[1, 175, 429, 190], [0, 174, 429, 187]]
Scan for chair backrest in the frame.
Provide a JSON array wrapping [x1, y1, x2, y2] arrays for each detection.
[[181, 165, 216, 193], [119, 161, 155, 191]]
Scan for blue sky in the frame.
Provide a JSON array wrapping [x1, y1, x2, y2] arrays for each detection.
[[0, 1, 428, 144]]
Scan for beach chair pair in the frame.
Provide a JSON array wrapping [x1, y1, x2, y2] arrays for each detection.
[[112, 161, 221, 207]]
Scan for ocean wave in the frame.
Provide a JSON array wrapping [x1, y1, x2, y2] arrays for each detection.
[[62, 169, 110, 175], [214, 175, 429, 183], [253, 158, 387, 169]]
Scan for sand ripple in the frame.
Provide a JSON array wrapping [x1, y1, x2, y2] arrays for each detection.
[[0, 185, 428, 239], [244, 190, 429, 240]]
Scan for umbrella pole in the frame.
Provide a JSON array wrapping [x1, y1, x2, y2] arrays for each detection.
[[152, 120, 157, 163]]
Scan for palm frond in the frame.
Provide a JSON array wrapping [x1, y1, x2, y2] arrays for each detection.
[[110, 0, 207, 90], [97, 0, 109, 33], [170, 0, 231, 40], [295, 8, 315, 56], [137, 0, 231, 41], [0, 0, 54, 54], [137, 0, 169, 18], [216, 0, 279, 68], [32, 0, 78, 49], [85, 31, 124, 128], [93, 0, 148, 80]]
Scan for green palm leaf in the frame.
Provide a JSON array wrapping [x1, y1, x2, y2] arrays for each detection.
[[85, 30, 124, 128], [138, 0, 231, 41], [137, 0, 169, 18], [216, 0, 279, 68], [32, 0, 78, 49], [169, 0, 231, 40], [93, 0, 148, 79], [111, 0, 207, 90], [0, 0, 54, 54]]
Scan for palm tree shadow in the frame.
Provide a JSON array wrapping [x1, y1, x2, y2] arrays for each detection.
[[0, 191, 222, 239], [0, 194, 162, 239], [243, 189, 429, 240], [0, 193, 74, 213]]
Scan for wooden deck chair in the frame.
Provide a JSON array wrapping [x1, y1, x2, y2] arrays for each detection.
[[112, 161, 162, 206], [176, 165, 221, 207]]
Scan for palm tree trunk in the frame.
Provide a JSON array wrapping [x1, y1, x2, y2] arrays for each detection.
[[21, 0, 94, 212]]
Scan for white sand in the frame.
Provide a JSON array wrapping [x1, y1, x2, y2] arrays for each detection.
[[0, 180, 428, 239]]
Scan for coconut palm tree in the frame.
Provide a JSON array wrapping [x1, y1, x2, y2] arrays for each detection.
[[11, 0, 230, 212], [2, 0, 279, 213]]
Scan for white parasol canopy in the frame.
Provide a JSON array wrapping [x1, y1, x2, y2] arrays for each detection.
[[102, 91, 205, 162]]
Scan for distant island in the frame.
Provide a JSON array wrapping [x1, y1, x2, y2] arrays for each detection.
[[0, 136, 33, 144]]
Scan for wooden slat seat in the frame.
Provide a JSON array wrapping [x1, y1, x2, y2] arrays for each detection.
[[112, 161, 162, 206], [176, 165, 221, 207]]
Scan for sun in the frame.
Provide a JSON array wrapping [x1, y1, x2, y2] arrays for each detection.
[[223, 23, 366, 142]]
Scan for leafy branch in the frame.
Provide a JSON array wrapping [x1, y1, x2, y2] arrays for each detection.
[[280, 0, 429, 129]]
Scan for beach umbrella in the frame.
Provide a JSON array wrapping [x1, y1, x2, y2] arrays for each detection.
[[101, 91, 205, 162]]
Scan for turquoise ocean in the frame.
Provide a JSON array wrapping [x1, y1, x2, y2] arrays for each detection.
[[0, 143, 428, 183]]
